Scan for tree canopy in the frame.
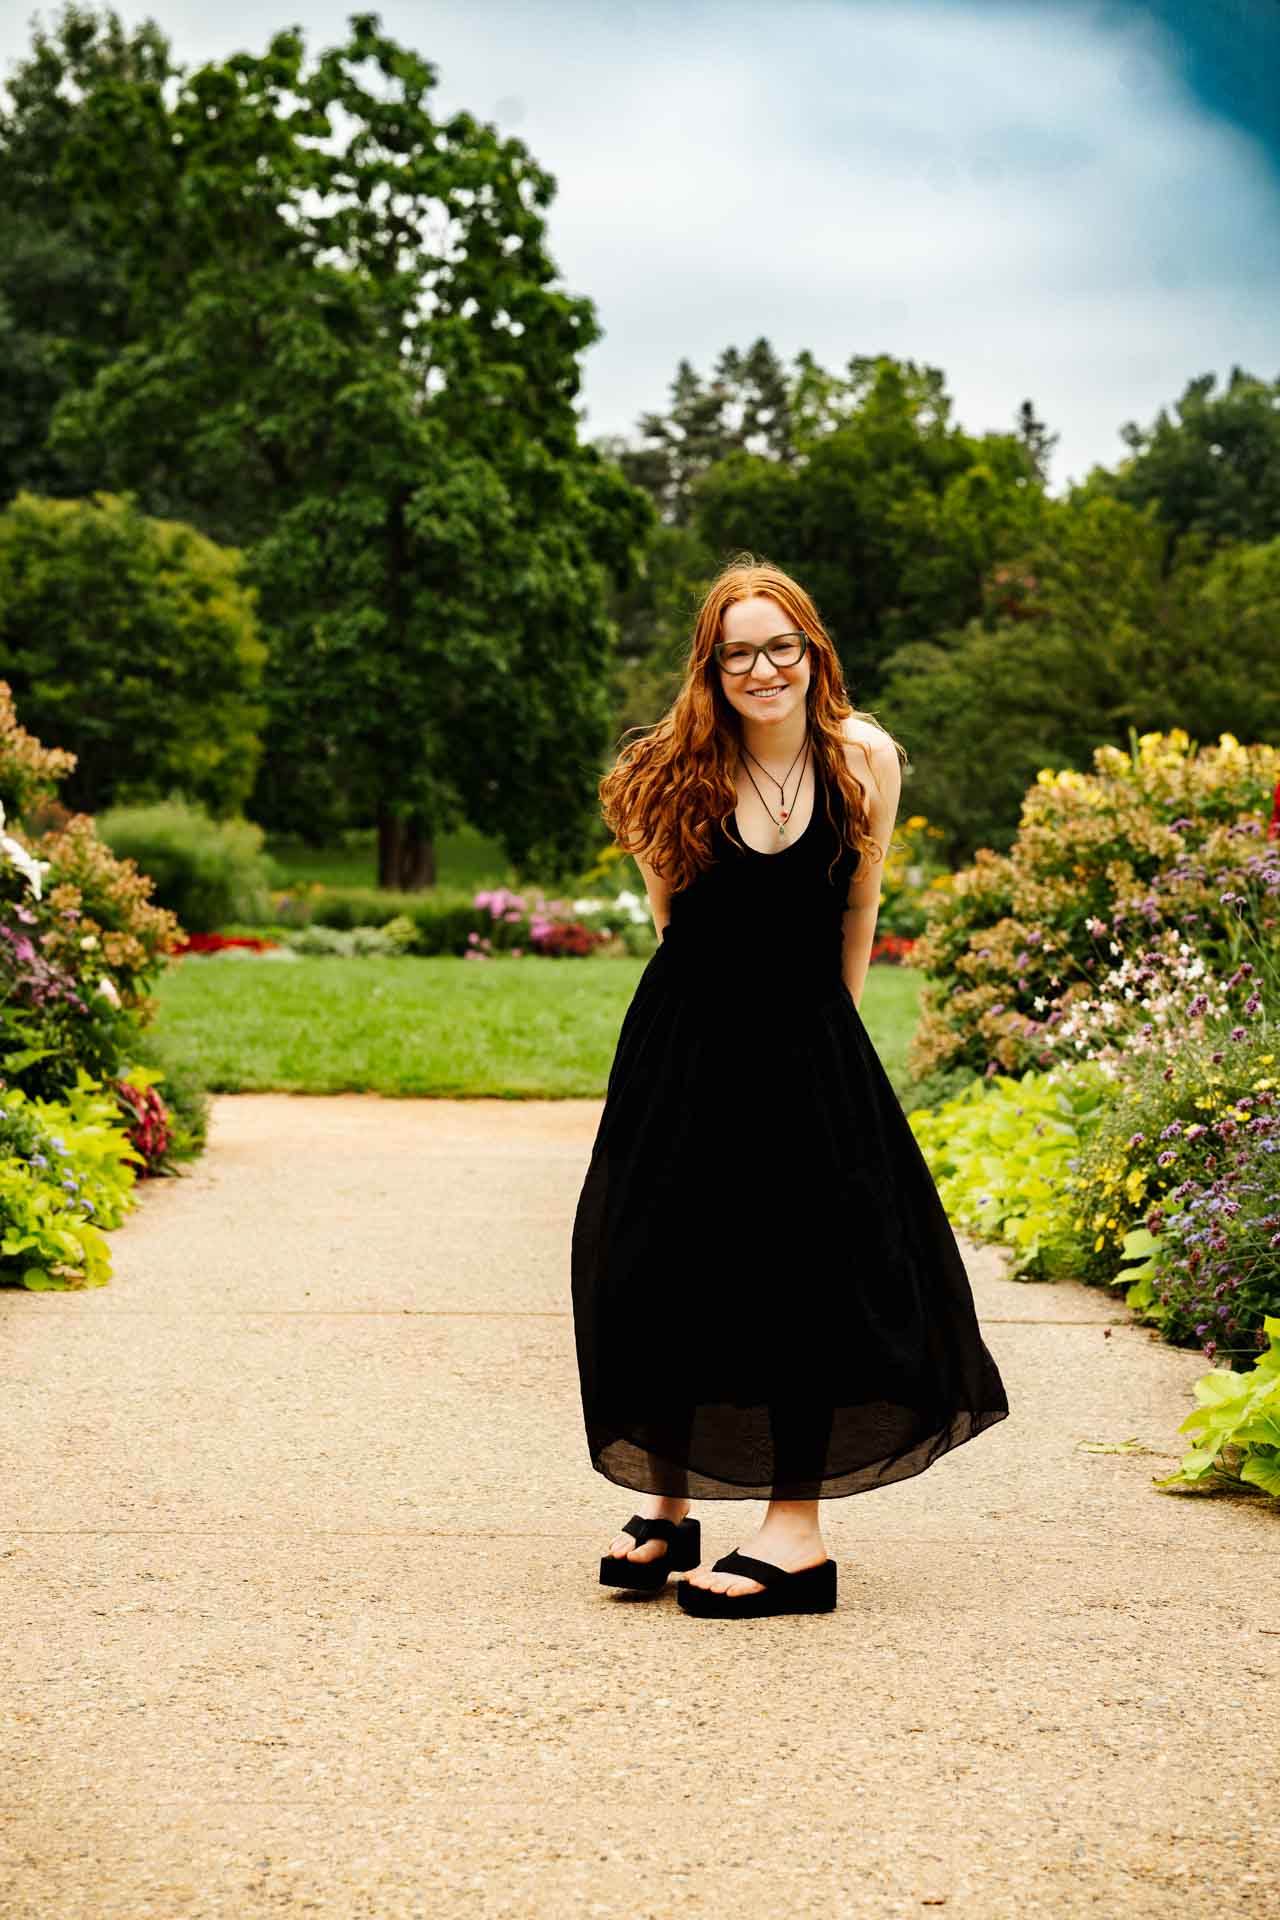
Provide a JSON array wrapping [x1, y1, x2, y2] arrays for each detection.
[[7, 6, 652, 882]]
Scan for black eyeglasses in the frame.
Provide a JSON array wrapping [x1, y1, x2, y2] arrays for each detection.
[[713, 632, 809, 676]]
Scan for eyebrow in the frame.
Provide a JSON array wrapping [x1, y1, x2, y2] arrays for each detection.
[[724, 629, 803, 642]]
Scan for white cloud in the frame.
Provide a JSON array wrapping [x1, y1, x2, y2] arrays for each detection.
[[3, 0, 1276, 493]]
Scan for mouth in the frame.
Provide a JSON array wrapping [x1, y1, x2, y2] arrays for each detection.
[[746, 685, 787, 700]]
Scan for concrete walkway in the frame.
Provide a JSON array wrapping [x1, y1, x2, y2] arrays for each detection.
[[2, 1092, 1276, 1919]]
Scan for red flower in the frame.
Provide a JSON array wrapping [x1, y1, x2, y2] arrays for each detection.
[[169, 932, 279, 957], [114, 1078, 173, 1175]]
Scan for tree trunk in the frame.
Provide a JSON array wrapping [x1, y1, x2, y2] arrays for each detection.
[[377, 802, 437, 891]]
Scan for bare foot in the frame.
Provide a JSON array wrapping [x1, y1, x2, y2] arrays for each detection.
[[604, 1495, 691, 1567], [680, 1518, 828, 1596]]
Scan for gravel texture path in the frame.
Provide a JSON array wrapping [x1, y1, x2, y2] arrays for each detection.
[[2, 1091, 1276, 1919]]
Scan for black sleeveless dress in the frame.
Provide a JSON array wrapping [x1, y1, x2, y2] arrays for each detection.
[[570, 750, 1009, 1500]]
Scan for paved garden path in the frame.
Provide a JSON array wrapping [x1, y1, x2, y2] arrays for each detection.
[[3, 1092, 1277, 1918]]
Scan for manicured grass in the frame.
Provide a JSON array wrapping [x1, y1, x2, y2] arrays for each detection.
[[150, 953, 926, 1099]]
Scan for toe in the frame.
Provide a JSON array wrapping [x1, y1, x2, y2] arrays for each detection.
[[606, 1533, 665, 1563]]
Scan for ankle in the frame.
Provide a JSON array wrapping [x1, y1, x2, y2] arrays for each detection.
[[642, 1493, 690, 1519], [759, 1506, 824, 1540]]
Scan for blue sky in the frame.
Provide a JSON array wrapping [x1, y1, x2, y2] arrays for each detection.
[[4, 0, 1277, 496]]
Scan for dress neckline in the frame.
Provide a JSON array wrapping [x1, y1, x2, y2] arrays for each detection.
[[730, 746, 822, 857]]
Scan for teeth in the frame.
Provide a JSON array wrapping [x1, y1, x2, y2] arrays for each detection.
[[749, 687, 784, 697]]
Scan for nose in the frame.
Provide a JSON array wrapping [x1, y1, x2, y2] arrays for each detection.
[[749, 656, 783, 684]]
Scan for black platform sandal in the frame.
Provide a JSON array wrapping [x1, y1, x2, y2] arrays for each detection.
[[675, 1548, 837, 1618], [599, 1513, 702, 1591]]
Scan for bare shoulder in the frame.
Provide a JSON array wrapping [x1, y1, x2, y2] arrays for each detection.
[[837, 715, 902, 803]]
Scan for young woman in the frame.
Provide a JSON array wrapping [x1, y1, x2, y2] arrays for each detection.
[[570, 555, 1009, 1619]]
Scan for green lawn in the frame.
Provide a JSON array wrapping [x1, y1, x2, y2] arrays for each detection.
[[151, 953, 926, 1099]]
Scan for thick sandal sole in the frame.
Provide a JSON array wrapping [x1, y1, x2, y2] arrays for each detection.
[[676, 1559, 837, 1618], [599, 1517, 702, 1590]]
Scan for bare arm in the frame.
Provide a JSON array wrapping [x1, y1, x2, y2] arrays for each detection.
[[840, 734, 903, 1011], [634, 850, 674, 942]]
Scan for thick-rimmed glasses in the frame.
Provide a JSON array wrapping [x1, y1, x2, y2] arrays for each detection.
[[713, 631, 809, 675]]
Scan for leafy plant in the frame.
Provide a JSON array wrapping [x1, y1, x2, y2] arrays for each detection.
[[93, 794, 276, 934], [908, 1063, 1115, 1277], [0, 1067, 141, 1289], [1154, 1314, 1280, 1499]]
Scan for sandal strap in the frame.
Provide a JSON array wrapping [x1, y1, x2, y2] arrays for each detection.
[[623, 1514, 684, 1547], [711, 1548, 790, 1586]]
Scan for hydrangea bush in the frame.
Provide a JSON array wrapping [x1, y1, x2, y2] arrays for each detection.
[[910, 729, 1280, 1082], [0, 684, 201, 1288]]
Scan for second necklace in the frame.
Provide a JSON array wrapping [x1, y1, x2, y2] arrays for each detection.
[[740, 733, 810, 841]]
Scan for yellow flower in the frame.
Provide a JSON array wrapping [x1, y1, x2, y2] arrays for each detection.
[[1094, 1234, 1105, 1251], [1218, 731, 1239, 750], [1106, 1217, 1117, 1228]]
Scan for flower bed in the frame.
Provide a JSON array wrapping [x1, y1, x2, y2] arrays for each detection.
[[0, 683, 207, 1289], [169, 931, 281, 956], [908, 731, 1279, 1502]]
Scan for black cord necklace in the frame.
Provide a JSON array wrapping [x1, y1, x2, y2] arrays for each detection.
[[739, 732, 810, 841]]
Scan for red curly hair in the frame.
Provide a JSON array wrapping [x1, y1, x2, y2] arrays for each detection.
[[600, 553, 908, 892]]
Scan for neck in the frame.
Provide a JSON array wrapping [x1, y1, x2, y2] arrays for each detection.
[[738, 705, 810, 773]]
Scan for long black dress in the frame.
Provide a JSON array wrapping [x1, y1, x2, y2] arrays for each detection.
[[570, 749, 1009, 1501]]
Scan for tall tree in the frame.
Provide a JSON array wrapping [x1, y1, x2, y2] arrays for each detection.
[[0, 5, 174, 502], [1086, 365, 1280, 557], [0, 489, 266, 815], [38, 9, 651, 883], [690, 355, 1048, 697], [877, 493, 1280, 857]]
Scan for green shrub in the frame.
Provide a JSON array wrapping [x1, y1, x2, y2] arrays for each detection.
[[1155, 1314, 1280, 1500], [94, 794, 276, 933], [896, 1060, 981, 1119], [909, 728, 1280, 1082], [0, 1068, 141, 1289], [908, 1062, 1115, 1278], [279, 917, 417, 958], [0, 489, 266, 817], [272, 884, 489, 954]]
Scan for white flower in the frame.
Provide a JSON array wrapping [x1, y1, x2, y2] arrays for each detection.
[[0, 799, 50, 902], [95, 976, 122, 1008], [612, 887, 651, 924], [80, 934, 100, 951]]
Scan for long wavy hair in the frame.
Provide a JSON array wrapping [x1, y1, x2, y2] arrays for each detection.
[[600, 553, 908, 892]]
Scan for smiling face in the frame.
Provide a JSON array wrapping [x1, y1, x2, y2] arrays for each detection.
[[715, 595, 812, 727]]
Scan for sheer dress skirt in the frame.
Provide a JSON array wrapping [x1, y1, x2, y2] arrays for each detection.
[[569, 771, 1009, 1501]]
